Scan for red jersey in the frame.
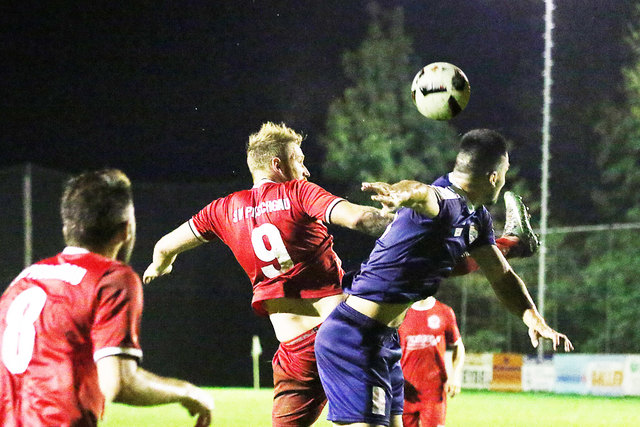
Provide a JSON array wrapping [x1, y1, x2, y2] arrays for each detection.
[[190, 179, 345, 315], [0, 247, 143, 427], [398, 299, 461, 401]]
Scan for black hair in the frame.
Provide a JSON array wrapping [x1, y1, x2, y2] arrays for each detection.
[[454, 129, 508, 175], [60, 169, 132, 247]]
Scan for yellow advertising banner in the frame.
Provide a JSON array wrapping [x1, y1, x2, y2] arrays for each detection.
[[490, 353, 523, 392]]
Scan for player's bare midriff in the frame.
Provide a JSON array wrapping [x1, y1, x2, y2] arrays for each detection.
[[265, 294, 346, 342], [345, 294, 411, 328]]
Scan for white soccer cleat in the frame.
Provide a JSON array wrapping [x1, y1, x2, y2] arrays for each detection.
[[503, 191, 539, 257]]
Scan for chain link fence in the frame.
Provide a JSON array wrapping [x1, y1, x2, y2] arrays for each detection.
[[3, 164, 639, 385]]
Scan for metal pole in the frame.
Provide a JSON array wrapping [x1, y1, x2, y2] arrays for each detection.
[[23, 163, 33, 268], [461, 283, 468, 337], [538, 0, 555, 360], [251, 335, 262, 389]]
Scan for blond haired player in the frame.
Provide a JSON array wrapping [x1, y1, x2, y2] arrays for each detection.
[[144, 122, 393, 426]]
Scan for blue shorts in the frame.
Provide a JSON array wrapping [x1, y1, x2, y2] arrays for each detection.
[[315, 301, 404, 426]]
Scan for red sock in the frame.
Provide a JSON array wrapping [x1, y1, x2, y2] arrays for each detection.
[[452, 236, 520, 276], [451, 257, 479, 275], [496, 236, 519, 257]]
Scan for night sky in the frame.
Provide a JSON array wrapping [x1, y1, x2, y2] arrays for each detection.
[[2, 0, 637, 223]]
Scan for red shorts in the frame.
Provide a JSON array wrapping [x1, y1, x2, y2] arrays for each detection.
[[272, 325, 326, 427], [403, 396, 447, 427]]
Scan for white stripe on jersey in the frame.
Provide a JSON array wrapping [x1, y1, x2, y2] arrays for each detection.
[[10, 263, 88, 288]]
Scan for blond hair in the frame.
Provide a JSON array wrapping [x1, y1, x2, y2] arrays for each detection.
[[247, 122, 303, 174]]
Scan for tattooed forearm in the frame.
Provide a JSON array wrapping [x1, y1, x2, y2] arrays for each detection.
[[355, 208, 394, 236]]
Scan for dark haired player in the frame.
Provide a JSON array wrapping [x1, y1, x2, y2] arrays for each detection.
[[315, 129, 573, 427], [0, 169, 213, 427]]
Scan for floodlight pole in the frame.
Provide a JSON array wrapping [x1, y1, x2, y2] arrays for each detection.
[[23, 163, 33, 268], [538, 0, 555, 361]]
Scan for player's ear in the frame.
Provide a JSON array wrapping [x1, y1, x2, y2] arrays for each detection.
[[271, 156, 281, 171], [124, 218, 135, 242], [112, 213, 134, 244], [488, 170, 498, 187], [112, 221, 129, 244], [271, 157, 286, 179]]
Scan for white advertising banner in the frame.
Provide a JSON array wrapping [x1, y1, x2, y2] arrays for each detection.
[[462, 353, 493, 390], [585, 356, 626, 396], [462, 353, 640, 396], [522, 356, 555, 392], [622, 355, 640, 396]]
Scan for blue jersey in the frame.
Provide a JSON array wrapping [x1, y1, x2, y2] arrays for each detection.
[[345, 174, 496, 303]]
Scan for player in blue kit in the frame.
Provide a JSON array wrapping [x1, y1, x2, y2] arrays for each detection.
[[315, 129, 573, 427]]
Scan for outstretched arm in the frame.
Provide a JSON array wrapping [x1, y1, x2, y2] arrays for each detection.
[[143, 222, 203, 284], [470, 244, 573, 352], [361, 180, 440, 218], [328, 200, 394, 236], [98, 356, 214, 427]]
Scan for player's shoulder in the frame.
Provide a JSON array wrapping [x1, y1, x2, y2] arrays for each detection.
[[434, 300, 456, 316], [284, 179, 336, 199], [106, 259, 138, 275], [478, 204, 494, 220], [61, 249, 119, 269], [218, 187, 255, 203], [50, 250, 141, 295], [430, 185, 458, 201], [63, 250, 141, 291], [201, 187, 257, 216], [78, 253, 141, 288], [104, 262, 141, 286], [429, 175, 461, 201], [284, 178, 324, 191], [433, 299, 451, 308]]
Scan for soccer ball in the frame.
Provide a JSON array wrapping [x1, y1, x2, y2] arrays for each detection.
[[411, 62, 471, 120]]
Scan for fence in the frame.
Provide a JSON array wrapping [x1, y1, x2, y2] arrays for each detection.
[[438, 224, 640, 356], [2, 164, 640, 386], [461, 352, 640, 397], [0, 165, 275, 387]]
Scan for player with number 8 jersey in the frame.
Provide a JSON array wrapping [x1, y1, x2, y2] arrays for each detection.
[[0, 248, 143, 425], [1, 169, 213, 427]]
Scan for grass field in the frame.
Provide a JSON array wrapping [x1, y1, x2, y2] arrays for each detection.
[[102, 388, 640, 426]]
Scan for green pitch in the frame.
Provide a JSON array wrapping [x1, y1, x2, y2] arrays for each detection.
[[102, 388, 640, 426]]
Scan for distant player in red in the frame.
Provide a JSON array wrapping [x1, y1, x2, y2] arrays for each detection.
[[143, 122, 393, 426], [399, 297, 465, 427], [0, 169, 213, 427]]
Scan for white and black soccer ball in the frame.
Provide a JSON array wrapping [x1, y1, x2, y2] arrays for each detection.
[[411, 62, 470, 120]]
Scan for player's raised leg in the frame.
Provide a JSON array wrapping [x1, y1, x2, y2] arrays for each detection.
[[452, 191, 539, 275], [501, 191, 539, 257]]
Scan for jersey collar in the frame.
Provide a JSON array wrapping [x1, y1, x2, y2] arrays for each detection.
[[411, 296, 436, 311], [252, 178, 276, 189], [447, 174, 476, 212], [62, 246, 90, 255]]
